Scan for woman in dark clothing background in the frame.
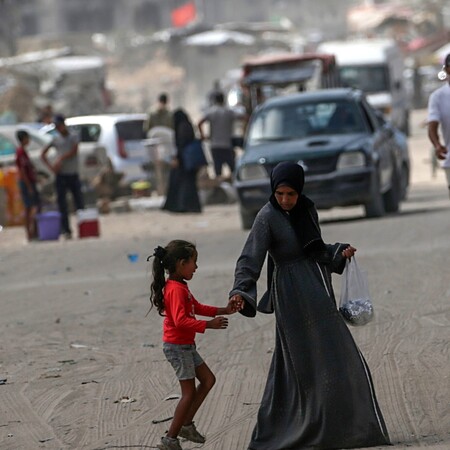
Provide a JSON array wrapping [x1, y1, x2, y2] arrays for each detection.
[[162, 109, 202, 213]]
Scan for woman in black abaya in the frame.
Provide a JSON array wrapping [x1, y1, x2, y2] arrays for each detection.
[[162, 109, 202, 213], [230, 161, 390, 450]]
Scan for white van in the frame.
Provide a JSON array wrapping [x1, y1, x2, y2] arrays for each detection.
[[318, 38, 410, 135]]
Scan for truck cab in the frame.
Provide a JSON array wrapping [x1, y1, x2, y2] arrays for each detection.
[[317, 38, 410, 135]]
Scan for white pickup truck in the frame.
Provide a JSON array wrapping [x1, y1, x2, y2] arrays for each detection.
[[317, 38, 410, 135]]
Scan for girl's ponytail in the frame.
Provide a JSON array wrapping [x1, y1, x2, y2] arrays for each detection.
[[147, 240, 196, 317], [149, 246, 168, 316]]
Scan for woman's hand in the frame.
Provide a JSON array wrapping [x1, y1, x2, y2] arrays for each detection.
[[229, 295, 244, 312], [342, 245, 356, 259]]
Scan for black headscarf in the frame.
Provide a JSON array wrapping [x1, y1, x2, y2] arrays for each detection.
[[173, 108, 195, 154], [269, 161, 329, 259]]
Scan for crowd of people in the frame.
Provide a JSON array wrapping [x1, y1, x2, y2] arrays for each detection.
[[14, 51, 450, 241], [144, 89, 243, 214], [13, 85, 243, 240]]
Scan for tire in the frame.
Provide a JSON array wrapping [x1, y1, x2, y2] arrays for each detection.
[[383, 167, 400, 213], [400, 164, 409, 201], [240, 207, 256, 230], [402, 111, 410, 137], [364, 172, 385, 218]]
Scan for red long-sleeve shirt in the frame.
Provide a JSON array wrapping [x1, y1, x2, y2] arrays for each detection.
[[163, 279, 218, 344]]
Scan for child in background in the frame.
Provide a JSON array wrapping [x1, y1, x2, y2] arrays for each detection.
[[15, 130, 41, 241], [148, 240, 242, 450]]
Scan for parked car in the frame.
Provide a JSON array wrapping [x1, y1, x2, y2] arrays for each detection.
[[43, 114, 150, 186], [233, 88, 410, 229], [0, 123, 109, 203]]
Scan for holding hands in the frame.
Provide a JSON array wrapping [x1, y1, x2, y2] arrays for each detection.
[[226, 295, 244, 313], [207, 296, 244, 330]]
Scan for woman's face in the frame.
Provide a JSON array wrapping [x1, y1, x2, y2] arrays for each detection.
[[274, 185, 299, 211]]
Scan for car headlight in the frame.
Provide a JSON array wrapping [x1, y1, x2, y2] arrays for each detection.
[[238, 163, 268, 181], [337, 151, 365, 171]]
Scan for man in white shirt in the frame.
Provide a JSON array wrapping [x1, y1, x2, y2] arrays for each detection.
[[428, 53, 450, 198]]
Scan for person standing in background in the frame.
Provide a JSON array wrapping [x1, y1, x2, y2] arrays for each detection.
[[144, 93, 174, 196], [162, 109, 202, 213], [198, 92, 236, 180], [143, 93, 173, 134], [15, 130, 41, 241], [41, 115, 84, 239], [427, 53, 450, 199]]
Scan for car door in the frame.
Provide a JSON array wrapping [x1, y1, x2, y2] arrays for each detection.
[[360, 98, 393, 192]]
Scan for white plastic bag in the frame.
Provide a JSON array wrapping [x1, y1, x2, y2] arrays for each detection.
[[339, 257, 374, 326]]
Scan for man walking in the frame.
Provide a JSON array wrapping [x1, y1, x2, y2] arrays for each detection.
[[428, 53, 450, 198], [198, 92, 236, 179], [41, 115, 84, 239]]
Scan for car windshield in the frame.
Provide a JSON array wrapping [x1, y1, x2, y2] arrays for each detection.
[[68, 124, 101, 142], [247, 99, 366, 144], [115, 120, 146, 140], [339, 65, 389, 93]]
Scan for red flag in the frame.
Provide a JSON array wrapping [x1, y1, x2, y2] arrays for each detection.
[[171, 2, 197, 28]]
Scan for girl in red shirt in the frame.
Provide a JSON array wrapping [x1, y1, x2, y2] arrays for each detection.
[[149, 240, 242, 450]]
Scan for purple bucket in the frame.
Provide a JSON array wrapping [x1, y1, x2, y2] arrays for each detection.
[[37, 212, 61, 241]]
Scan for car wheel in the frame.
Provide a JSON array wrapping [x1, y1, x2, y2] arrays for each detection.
[[364, 171, 385, 218], [383, 167, 400, 213], [404, 112, 410, 137], [240, 207, 256, 230], [400, 164, 409, 201]]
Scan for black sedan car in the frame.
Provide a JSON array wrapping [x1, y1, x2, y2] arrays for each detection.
[[233, 88, 410, 229]]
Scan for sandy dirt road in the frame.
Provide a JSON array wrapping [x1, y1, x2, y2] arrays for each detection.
[[0, 110, 449, 450]]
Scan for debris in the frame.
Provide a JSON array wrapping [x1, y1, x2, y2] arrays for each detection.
[[81, 380, 99, 385], [127, 253, 139, 263], [58, 360, 76, 365], [152, 416, 173, 424], [41, 373, 61, 379], [114, 396, 136, 404], [164, 394, 181, 401], [70, 343, 88, 349], [0, 379, 7, 385]]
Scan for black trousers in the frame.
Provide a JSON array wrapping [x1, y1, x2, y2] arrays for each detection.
[[210, 146, 235, 177], [55, 174, 84, 234]]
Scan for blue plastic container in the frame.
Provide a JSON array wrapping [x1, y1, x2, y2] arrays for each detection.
[[36, 211, 61, 241]]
